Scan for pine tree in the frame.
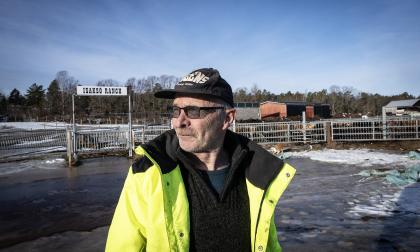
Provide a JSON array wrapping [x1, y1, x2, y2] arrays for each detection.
[[8, 88, 25, 105], [26, 83, 45, 107], [0, 93, 7, 115], [8, 88, 25, 121], [26, 83, 45, 118], [46, 79, 61, 116]]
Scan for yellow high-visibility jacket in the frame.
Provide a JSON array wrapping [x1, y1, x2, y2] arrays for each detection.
[[106, 130, 295, 252]]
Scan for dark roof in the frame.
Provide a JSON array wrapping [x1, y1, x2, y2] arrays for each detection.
[[260, 101, 330, 106], [234, 102, 260, 108], [385, 99, 420, 108]]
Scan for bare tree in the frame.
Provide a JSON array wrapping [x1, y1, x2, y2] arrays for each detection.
[[55, 71, 78, 121]]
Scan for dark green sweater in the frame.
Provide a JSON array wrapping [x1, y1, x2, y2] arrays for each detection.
[[176, 143, 251, 252]]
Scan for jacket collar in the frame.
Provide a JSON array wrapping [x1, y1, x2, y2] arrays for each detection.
[[141, 129, 284, 190], [224, 131, 284, 190]]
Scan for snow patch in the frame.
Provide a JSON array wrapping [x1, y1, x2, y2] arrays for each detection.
[[347, 191, 401, 217], [284, 149, 420, 167], [0, 122, 69, 130], [0, 158, 65, 175]]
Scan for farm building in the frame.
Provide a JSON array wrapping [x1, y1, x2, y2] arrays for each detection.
[[259, 101, 331, 120], [259, 101, 287, 119], [314, 104, 331, 118], [384, 99, 420, 117], [234, 102, 260, 121]]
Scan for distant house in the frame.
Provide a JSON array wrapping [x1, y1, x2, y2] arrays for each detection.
[[259, 101, 331, 120], [234, 102, 260, 121], [384, 99, 420, 116]]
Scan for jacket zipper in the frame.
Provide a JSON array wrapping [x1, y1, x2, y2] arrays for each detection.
[[254, 189, 267, 252], [253, 164, 282, 252]]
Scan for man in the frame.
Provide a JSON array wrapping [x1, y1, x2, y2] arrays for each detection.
[[106, 68, 295, 252]]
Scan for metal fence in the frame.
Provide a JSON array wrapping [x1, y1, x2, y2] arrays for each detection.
[[133, 125, 171, 145], [234, 121, 326, 144], [331, 119, 384, 141], [75, 128, 129, 153], [0, 128, 67, 159], [73, 125, 171, 154], [386, 118, 420, 140], [0, 128, 66, 151], [331, 118, 420, 141], [1, 117, 419, 159]]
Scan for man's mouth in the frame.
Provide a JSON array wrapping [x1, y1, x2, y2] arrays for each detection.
[[176, 129, 195, 137], [178, 134, 194, 137]]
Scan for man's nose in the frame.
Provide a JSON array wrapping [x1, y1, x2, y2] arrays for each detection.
[[172, 109, 190, 128]]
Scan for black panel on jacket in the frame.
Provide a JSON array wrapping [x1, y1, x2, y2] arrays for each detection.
[[132, 156, 153, 174], [244, 142, 285, 190], [140, 130, 178, 174], [224, 131, 285, 190]]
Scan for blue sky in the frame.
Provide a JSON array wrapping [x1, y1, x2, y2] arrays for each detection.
[[1, 0, 419, 96]]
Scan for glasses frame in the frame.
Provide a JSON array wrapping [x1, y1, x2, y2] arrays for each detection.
[[170, 105, 225, 119]]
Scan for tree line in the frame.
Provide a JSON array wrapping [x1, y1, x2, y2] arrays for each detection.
[[1, 71, 418, 123]]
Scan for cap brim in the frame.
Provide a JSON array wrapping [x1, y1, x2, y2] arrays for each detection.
[[154, 89, 221, 100], [154, 89, 176, 99]]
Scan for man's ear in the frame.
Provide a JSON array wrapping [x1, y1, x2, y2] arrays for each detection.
[[222, 109, 236, 130]]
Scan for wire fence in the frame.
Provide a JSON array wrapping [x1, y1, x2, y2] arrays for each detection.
[[133, 125, 171, 145], [331, 118, 420, 141], [234, 121, 326, 144], [75, 129, 129, 153], [71, 126, 172, 154], [1, 117, 419, 159], [0, 128, 66, 150]]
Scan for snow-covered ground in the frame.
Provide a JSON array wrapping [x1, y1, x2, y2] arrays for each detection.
[[282, 149, 419, 167], [0, 158, 66, 176], [0, 122, 70, 130], [0, 122, 135, 130]]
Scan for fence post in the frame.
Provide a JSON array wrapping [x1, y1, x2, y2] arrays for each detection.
[[323, 122, 327, 142], [372, 121, 375, 140], [416, 119, 419, 139], [232, 120, 236, 133], [142, 126, 145, 144], [66, 128, 73, 167], [71, 94, 78, 162], [72, 125, 78, 162], [131, 129, 135, 151], [287, 124, 290, 143], [128, 94, 132, 158], [302, 111, 306, 144], [382, 107, 387, 140]]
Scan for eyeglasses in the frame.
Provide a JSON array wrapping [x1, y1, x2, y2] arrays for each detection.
[[170, 106, 225, 119]]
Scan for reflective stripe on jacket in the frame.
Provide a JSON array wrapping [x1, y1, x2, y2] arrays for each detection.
[[106, 131, 295, 252]]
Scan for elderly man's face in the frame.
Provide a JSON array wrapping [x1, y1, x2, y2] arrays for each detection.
[[172, 96, 227, 153]]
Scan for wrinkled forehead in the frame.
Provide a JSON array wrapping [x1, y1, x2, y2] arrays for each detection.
[[173, 94, 225, 107]]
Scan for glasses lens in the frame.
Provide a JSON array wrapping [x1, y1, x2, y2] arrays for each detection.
[[171, 106, 224, 119], [171, 106, 180, 118], [185, 106, 201, 119]]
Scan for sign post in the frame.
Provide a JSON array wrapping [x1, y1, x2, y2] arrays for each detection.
[[72, 94, 76, 162], [128, 93, 132, 157], [74, 86, 132, 158]]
